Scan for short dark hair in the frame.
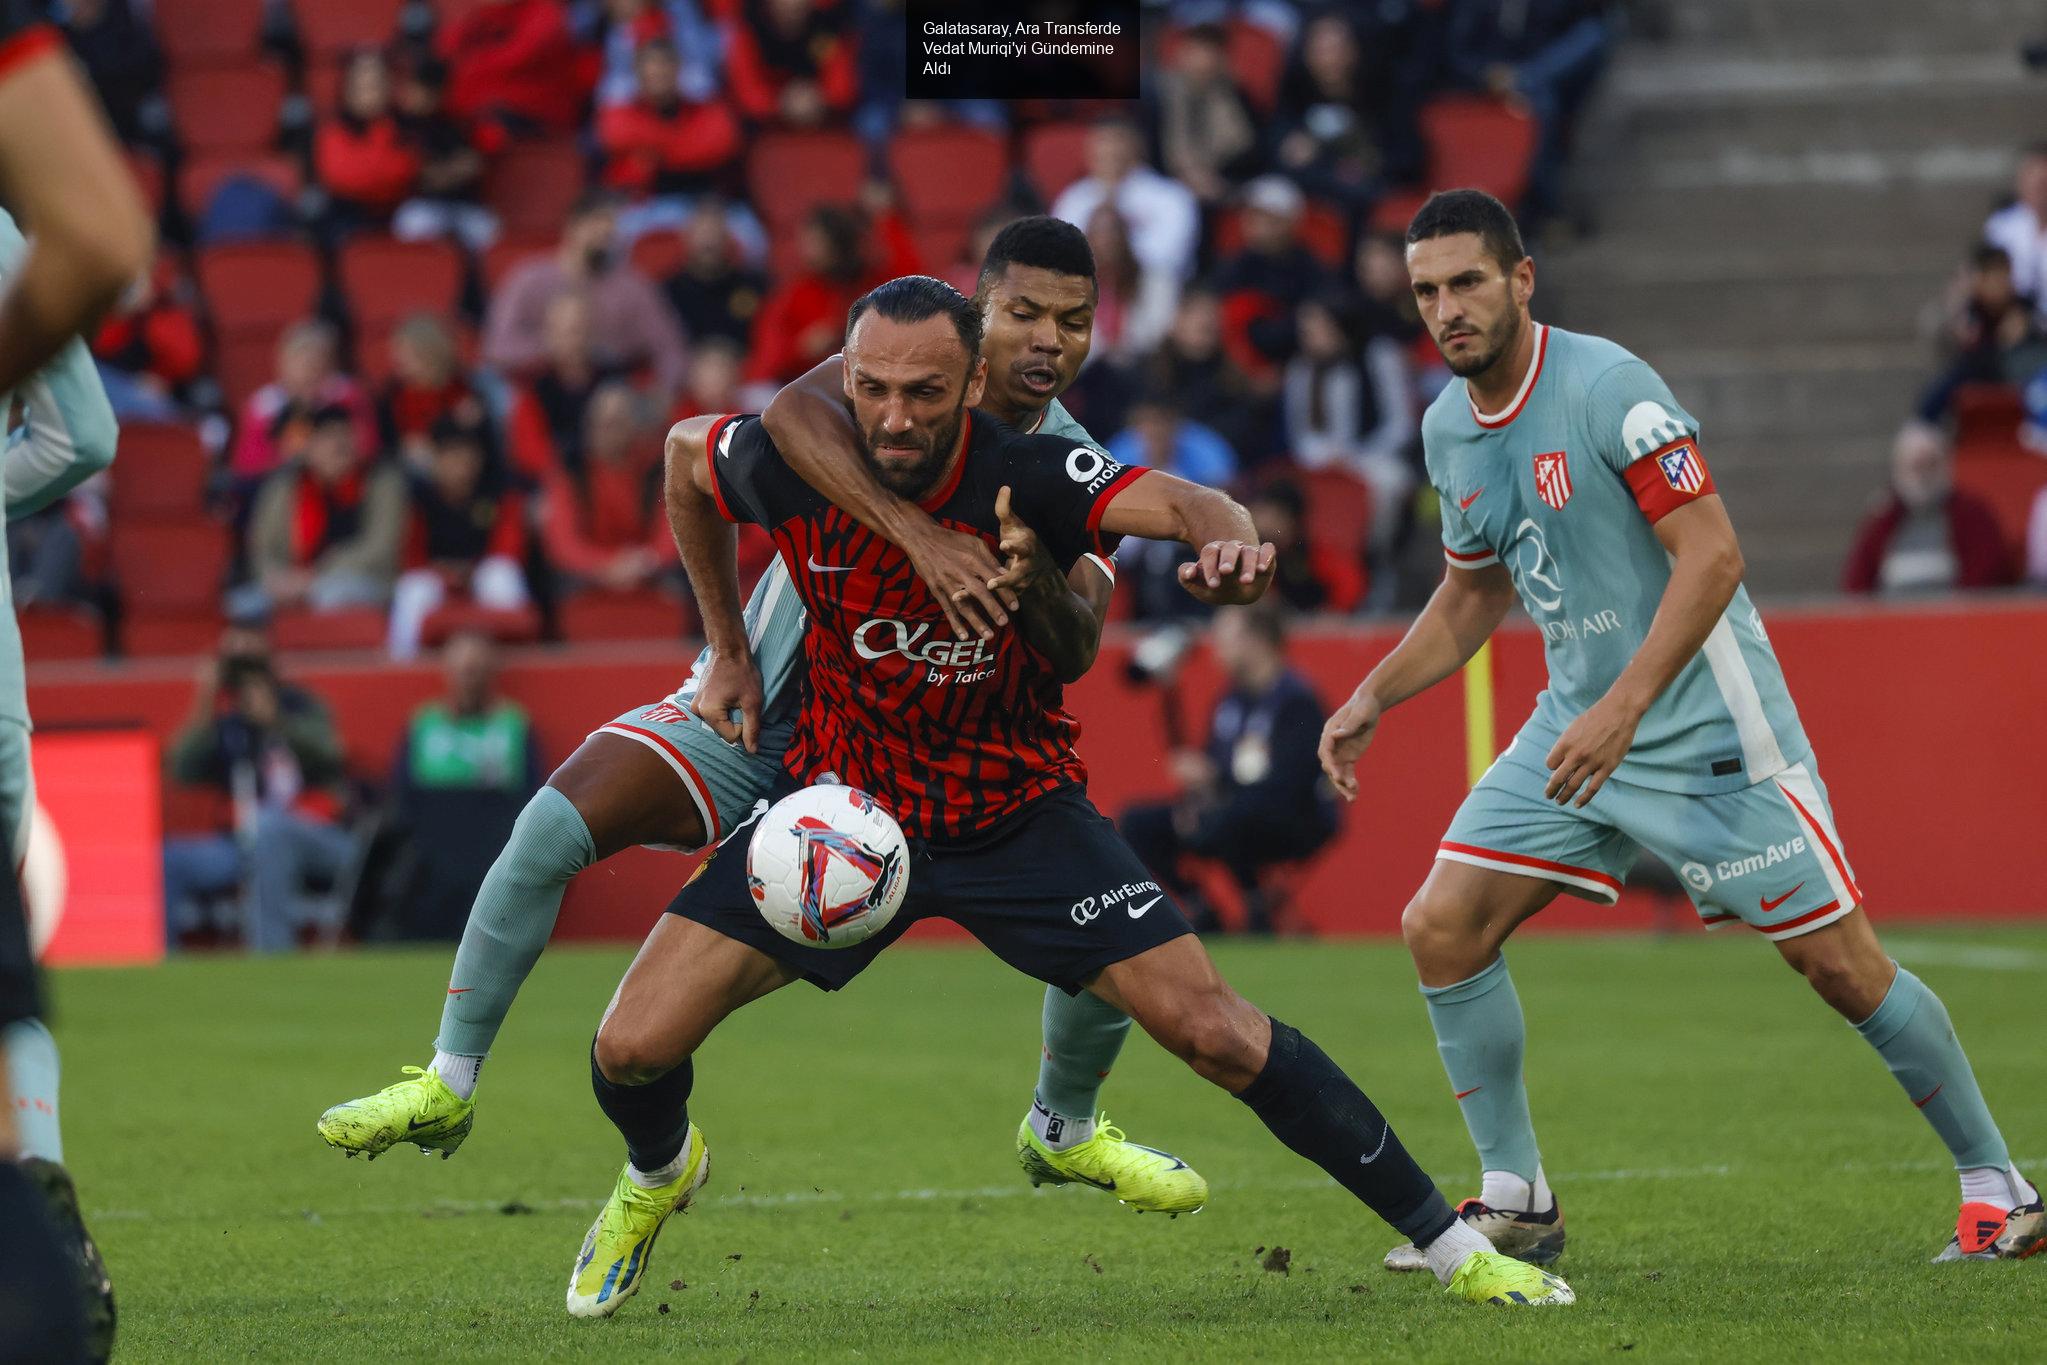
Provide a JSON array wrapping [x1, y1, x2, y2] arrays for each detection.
[[1972, 242, 2013, 271], [976, 215, 1096, 296], [1405, 189, 1527, 272], [845, 275, 983, 363], [307, 402, 355, 432]]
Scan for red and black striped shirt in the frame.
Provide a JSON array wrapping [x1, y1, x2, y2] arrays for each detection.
[[708, 410, 1147, 844]]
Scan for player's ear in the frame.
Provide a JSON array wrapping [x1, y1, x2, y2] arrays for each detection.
[[964, 354, 987, 408], [1512, 254, 1536, 309]]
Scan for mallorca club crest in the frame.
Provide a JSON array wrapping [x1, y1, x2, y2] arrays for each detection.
[[1533, 450, 1573, 510]]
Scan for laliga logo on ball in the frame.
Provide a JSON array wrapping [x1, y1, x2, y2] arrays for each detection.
[[748, 784, 909, 948]]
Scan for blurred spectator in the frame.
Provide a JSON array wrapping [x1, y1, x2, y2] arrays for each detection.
[[669, 336, 744, 421], [1984, 143, 2047, 318], [390, 57, 503, 252], [1246, 479, 1363, 614], [1842, 420, 2016, 595], [939, 204, 1022, 296], [1215, 174, 1336, 381], [1143, 285, 1271, 463], [1084, 205, 1177, 366], [747, 199, 920, 384], [384, 631, 541, 940], [1448, 0, 1612, 226], [228, 320, 379, 503], [1109, 391, 1237, 488], [1273, 12, 1419, 214], [1120, 605, 1337, 934], [89, 258, 206, 420], [595, 36, 748, 243], [389, 420, 530, 659], [539, 381, 676, 595], [594, 0, 723, 108], [507, 292, 623, 479], [1284, 296, 1416, 548], [1051, 119, 1201, 284], [238, 405, 408, 616], [60, 0, 167, 149], [436, 0, 597, 138], [661, 202, 768, 348], [1918, 244, 2046, 421], [726, 0, 858, 129], [377, 313, 492, 473], [1154, 23, 1259, 205], [315, 48, 422, 237], [162, 621, 356, 952], [483, 192, 689, 397]]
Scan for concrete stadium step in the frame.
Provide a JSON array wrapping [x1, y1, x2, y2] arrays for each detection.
[[1627, 83, 2045, 163], [1588, 181, 2004, 256], [1659, 0, 2044, 58], [1646, 349, 1928, 439], [1543, 266, 1948, 349]]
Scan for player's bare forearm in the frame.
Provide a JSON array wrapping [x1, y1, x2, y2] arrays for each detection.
[[0, 53, 153, 389], [1359, 564, 1515, 711], [1602, 496, 1745, 721], [1013, 560, 1109, 683], [761, 355, 926, 546], [1098, 471, 1276, 604], [663, 416, 749, 656]]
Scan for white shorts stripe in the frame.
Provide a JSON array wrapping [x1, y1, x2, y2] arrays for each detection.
[[1771, 762, 1858, 911], [593, 723, 718, 853], [1434, 848, 1621, 904]]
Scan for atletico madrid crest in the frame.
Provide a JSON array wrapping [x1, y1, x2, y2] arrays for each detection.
[[1533, 450, 1573, 510], [1656, 440, 1706, 494]]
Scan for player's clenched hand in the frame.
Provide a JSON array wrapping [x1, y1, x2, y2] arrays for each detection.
[[986, 485, 1059, 600], [1318, 689, 1382, 802], [904, 520, 1010, 641], [1543, 694, 1643, 807], [692, 646, 765, 753], [1177, 540, 1277, 606]]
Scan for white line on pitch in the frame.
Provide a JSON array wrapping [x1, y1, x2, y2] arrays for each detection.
[[1887, 940, 2047, 972]]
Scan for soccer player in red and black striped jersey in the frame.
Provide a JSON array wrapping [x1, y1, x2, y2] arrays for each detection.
[[562, 276, 1575, 1318]]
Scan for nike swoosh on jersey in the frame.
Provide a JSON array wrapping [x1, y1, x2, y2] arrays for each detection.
[[1759, 882, 1804, 912], [806, 555, 856, 574], [1127, 894, 1162, 919], [1458, 487, 1484, 510]]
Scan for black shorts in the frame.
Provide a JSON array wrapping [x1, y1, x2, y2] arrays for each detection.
[[665, 776, 1194, 993]]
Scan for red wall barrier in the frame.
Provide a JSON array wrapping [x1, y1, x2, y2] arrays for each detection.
[[26, 599, 2047, 940]]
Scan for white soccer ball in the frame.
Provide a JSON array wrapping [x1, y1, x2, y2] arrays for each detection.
[[747, 783, 909, 948]]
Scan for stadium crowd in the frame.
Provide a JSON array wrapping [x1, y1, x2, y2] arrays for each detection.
[[12, 0, 1620, 664]]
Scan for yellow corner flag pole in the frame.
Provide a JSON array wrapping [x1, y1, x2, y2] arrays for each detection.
[[1463, 641, 1495, 789]]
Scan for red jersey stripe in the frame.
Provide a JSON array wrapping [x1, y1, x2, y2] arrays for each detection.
[[0, 25, 58, 83]]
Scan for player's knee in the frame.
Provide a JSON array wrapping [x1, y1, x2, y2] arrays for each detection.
[[1793, 946, 1887, 1019], [504, 787, 597, 888], [1400, 892, 1459, 964], [593, 1016, 688, 1087]]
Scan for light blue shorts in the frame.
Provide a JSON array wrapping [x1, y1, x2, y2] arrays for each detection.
[[1439, 745, 1862, 941], [593, 694, 795, 852]]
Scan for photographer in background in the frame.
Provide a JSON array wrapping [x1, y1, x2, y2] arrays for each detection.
[[1120, 604, 1338, 934], [161, 619, 358, 952]]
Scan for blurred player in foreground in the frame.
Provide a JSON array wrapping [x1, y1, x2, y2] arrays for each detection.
[[0, 9, 153, 1360], [563, 275, 1571, 1317], [320, 220, 1208, 1213], [1320, 190, 2040, 1270]]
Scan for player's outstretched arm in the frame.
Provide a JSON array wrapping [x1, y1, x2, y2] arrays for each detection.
[[1542, 495, 1743, 807], [0, 35, 153, 391], [663, 415, 762, 750], [1319, 562, 1515, 801], [761, 354, 1013, 640], [1095, 470, 1276, 606]]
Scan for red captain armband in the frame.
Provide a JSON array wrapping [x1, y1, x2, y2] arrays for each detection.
[[1623, 437, 1716, 523]]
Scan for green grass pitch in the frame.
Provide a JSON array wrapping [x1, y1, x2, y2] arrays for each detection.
[[53, 925, 2046, 1361]]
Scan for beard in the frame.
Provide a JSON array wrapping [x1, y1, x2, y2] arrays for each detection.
[[1441, 309, 1522, 379], [860, 402, 967, 500]]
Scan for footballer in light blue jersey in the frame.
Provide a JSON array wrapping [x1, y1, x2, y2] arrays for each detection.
[[1323, 190, 2039, 1270]]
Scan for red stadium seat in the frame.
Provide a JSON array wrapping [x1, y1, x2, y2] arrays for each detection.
[[18, 608, 104, 663], [1369, 96, 1539, 232], [628, 228, 688, 282], [155, 0, 268, 67], [215, 331, 283, 412], [293, 0, 405, 59], [481, 235, 555, 291], [420, 604, 543, 651], [1952, 383, 2025, 449], [113, 521, 231, 617], [1952, 448, 2047, 556], [167, 63, 286, 156], [911, 223, 972, 276], [746, 131, 867, 231], [337, 237, 466, 329], [1212, 201, 1353, 270], [197, 242, 322, 335], [558, 588, 695, 643], [1156, 20, 1286, 114], [485, 138, 587, 240], [270, 608, 389, 654], [1022, 121, 1091, 203], [887, 126, 1010, 230], [1292, 466, 1374, 565], [180, 153, 302, 223], [112, 423, 213, 522]]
